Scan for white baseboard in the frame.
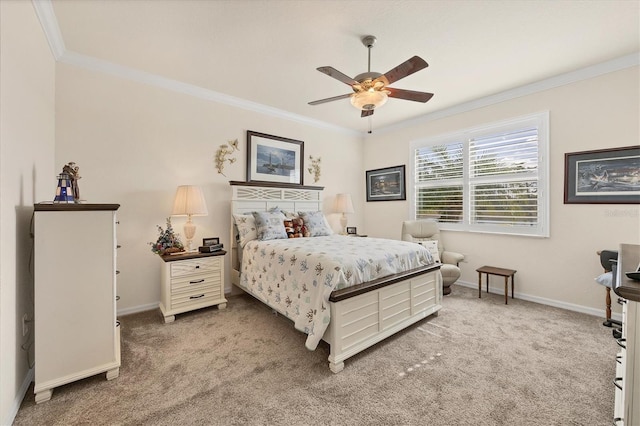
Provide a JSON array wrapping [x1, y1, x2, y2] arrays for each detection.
[[117, 302, 159, 317], [5, 367, 34, 426], [454, 280, 623, 322]]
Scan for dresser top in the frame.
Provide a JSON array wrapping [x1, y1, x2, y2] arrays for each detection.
[[614, 243, 640, 302], [34, 203, 120, 211]]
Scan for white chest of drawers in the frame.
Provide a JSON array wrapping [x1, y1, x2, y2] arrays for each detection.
[[613, 243, 640, 425], [159, 251, 227, 323], [34, 203, 121, 403]]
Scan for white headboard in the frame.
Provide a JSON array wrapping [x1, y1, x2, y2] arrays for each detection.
[[229, 181, 324, 280]]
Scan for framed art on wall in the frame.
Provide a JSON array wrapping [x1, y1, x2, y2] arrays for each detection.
[[366, 165, 406, 202], [564, 145, 640, 204], [246, 131, 304, 186]]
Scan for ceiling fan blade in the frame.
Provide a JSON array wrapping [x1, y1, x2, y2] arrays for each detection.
[[308, 93, 352, 105], [386, 88, 434, 103], [382, 56, 428, 85], [361, 109, 374, 118], [316, 66, 358, 86]]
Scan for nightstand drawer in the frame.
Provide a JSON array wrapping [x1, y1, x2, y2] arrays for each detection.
[[170, 274, 221, 294], [170, 257, 221, 278], [171, 287, 222, 309]]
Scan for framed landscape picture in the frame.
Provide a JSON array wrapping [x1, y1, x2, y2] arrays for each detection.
[[564, 145, 640, 204], [366, 165, 406, 202], [246, 131, 304, 186]]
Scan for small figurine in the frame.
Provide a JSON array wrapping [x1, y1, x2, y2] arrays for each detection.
[[62, 162, 81, 201]]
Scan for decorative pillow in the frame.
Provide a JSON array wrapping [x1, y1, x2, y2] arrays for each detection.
[[595, 272, 613, 289], [298, 211, 333, 237], [419, 240, 441, 263], [233, 214, 258, 248], [252, 211, 288, 241]]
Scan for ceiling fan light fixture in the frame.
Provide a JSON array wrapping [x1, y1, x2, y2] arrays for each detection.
[[350, 90, 388, 111]]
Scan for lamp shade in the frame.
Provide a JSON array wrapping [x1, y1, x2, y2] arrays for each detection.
[[335, 193, 355, 214], [171, 185, 208, 216]]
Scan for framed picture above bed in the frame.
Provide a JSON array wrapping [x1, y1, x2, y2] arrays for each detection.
[[246, 131, 304, 186], [564, 145, 640, 204], [366, 165, 406, 202]]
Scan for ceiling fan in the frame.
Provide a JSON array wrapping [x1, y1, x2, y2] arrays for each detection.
[[308, 35, 434, 118]]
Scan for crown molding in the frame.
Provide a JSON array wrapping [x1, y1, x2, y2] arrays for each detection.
[[33, 0, 637, 139], [31, 1, 359, 136], [31, 0, 65, 60], [374, 52, 639, 135], [57, 51, 359, 136]]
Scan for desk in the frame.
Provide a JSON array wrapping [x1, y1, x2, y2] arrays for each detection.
[[476, 265, 517, 304]]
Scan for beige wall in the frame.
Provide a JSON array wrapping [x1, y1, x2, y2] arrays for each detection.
[[54, 63, 363, 312], [0, 1, 56, 422], [363, 67, 640, 316]]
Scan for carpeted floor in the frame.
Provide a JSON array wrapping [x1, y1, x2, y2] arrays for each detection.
[[14, 285, 617, 425]]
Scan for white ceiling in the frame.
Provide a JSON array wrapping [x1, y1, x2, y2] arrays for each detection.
[[49, 0, 640, 134]]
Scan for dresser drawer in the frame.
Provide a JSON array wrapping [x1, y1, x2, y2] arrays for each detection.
[[170, 257, 221, 278]]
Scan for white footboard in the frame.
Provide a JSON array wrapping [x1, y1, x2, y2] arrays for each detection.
[[322, 267, 442, 373]]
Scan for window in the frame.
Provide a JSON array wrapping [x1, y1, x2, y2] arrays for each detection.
[[410, 112, 549, 237]]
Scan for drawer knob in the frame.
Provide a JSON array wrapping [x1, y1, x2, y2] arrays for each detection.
[[190, 294, 205, 300], [189, 279, 205, 285]]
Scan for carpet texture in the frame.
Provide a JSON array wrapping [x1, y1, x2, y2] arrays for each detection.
[[14, 285, 616, 425]]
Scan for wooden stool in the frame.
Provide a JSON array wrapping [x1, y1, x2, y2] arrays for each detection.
[[476, 265, 517, 304]]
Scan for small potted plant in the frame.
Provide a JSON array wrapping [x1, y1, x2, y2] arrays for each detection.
[[149, 218, 184, 255]]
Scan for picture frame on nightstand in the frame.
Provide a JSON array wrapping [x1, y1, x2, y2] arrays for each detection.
[[203, 237, 219, 246], [346, 227, 357, 235]]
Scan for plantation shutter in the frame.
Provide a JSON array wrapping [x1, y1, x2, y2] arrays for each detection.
[[414, 143, 464, 223], [410, 112, 548, 237], [469, 128, 539, 228]]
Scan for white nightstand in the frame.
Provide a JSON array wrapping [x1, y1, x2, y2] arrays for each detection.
[[159, 250, 227, 323]]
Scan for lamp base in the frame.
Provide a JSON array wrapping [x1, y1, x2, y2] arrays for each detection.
[[183, 219, 196, 252], [340, 214, 348, 235]]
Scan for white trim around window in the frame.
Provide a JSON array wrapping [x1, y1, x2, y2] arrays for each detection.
[[408, 111, 550, 237]]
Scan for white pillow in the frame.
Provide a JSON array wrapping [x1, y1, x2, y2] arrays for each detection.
[[419, 240, 441, 263], [252, 211, 288, 241], [233, 214, 257, 248], [298, 211, 333, 237]]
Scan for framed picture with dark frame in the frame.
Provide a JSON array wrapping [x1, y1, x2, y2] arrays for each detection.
[[366, 165, 406, 202], [346, 227, 357, 235], [564, 145, 640, 204], [246, 131, 304, 186]]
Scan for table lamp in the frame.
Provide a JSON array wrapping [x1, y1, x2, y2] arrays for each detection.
[[171, 185, 208, 251], [335, 193, 354, 235]]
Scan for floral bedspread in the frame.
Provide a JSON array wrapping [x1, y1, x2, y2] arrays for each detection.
[[239, 235, 434, 350]]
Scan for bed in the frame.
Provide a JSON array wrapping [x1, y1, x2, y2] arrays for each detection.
[[229, 181, 442, 372]]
